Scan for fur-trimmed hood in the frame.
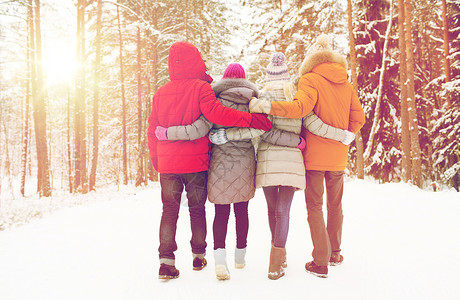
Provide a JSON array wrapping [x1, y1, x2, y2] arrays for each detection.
[[298, 49, 348, 78], [213, 78, 259, 104]]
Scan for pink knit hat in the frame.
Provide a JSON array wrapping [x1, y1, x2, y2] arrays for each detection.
[[222, 63, 246, 79]]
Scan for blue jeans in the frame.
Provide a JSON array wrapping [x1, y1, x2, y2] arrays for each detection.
[[158, 171, 208, 264], [263, 186, 296, 248]]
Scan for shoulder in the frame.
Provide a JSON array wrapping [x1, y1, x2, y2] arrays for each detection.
[[213, 78, 259, 96], [299, 73, 319, 85]]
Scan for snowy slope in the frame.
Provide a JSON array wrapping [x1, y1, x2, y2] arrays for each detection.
[[0, 180, 459, 300]]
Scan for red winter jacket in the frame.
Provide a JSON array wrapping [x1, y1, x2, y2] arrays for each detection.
[[148, 41, 253, 174]]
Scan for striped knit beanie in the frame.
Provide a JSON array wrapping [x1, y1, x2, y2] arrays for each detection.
[[266, 52, 290, 82]]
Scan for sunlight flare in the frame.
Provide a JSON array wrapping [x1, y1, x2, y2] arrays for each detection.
[[44, 43, 77, 87]]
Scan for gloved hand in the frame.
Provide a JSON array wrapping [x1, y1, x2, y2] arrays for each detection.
[[209, 129, 229, 145], [341, 130, 355, 145], [155, 126, 168, 141], [249, 97, 271, 114], [297, 136, 306, 151], [249, 113, 272, 131]]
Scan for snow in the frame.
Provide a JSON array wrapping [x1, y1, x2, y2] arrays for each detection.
[[0, 179, 459, 300]]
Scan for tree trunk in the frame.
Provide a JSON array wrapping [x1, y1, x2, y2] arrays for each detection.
[[418, 33, 435, 182], [89, 0, 102, 191], [441, 0, 451, 106], [117, 4, 128, 185], [347, 0, 364, 179], [75, 0, 88, 193], [67, 86, 73, 193], [3, 117, 14, 199], [135, 3, 144, 187], [22, 3, 33, 197], [404, 0, 422, 187], [32, 0, 52, 197], [398, 0, 411, 182], [148, 4, 159, 182], [364, 0, 393, 161]]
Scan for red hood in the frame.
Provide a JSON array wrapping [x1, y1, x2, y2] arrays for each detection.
[[168, 41, 213, 83]]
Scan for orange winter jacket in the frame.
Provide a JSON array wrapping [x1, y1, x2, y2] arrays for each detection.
[[270, 50, 365, 171]]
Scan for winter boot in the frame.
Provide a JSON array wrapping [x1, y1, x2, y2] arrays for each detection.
[[235, 247, 246, 269], [268, 245, 285, 280], [192, 253, 207, 271], [159, 263, 180, 280], [329, 252, 344, 266], [271, 241, 287, 268], [282, 247, 287, 268], [305, 261, 328, 278], [214, 248, 230, 280]]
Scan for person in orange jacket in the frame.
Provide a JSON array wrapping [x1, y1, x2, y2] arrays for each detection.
[[250, 34, 365, 278]]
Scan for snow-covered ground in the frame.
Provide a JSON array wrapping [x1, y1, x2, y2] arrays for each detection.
[[0, 179, 459, 300]]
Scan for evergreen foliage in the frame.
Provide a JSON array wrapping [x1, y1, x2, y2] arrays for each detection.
[[0, 0, 458, 193]]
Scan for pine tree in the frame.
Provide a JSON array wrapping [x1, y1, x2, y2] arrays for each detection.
[[31, 0, 52, 197]]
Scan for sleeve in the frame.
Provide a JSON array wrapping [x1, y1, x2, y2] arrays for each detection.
[[303, 111, 346, 142], [269, 76, 317, 119], [258, 90, 277, 102], [348, 89, 366, 133], [199, 83, 252, 127], [225, 127, 265, 141], [147, 95, 159, 171], [166, 115, 213, 140], [261, 127, 300, 148]]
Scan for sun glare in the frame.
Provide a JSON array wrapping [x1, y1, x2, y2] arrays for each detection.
[[44, 43, 77, 87]]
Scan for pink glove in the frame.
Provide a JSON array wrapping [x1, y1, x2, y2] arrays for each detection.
[[155, 126, 168, 140], [297, 136, 306, 151]]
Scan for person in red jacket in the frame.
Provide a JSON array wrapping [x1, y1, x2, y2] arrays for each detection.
[[148, 41, 271, 280]]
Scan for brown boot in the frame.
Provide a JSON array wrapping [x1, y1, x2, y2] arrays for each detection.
[[282, 248, 287, 268], [268, 245, 285, 280], [271, 241, 287, 268]]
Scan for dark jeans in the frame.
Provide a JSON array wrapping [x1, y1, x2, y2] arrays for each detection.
[[158, 171, 208, 264], [213, 201, 249, 250], [305, 170, 344, 266], [263, 185, 296, 248]]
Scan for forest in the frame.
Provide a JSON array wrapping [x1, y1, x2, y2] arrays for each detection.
[[0, 0, 459, 198]]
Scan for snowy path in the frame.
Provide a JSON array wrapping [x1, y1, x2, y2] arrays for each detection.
[[0, 180, 459, 300]]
